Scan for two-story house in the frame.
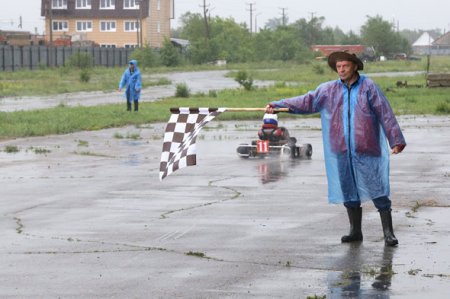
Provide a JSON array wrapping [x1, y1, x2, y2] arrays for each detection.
[[40, 0, 174, 48]]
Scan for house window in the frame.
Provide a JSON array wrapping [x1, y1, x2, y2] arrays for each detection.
[[124, 44, 138, 49], [157, 21, 161, 33], [101, 44, 116, 48], [100, 21, 116, 32], [52, 20, 68, 31], [76, 21, 93, 32], [124, 0, 140, 9], [76, 0, 91, 9], [124, 21, 139, 32], [157, 0, 161, 10], [100, 0, 115, 9], [52, 0, 67, 9], [75, 0, 91, 9]]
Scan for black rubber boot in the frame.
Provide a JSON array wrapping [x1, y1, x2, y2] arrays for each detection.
[[127, 102, 132, 111], [134, 101, 139, 112], [379, 209, 398, 246], [341, 207, 363, 243]]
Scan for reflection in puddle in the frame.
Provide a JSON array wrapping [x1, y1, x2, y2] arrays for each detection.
[[123, 140, 142, 166], [256, 158, 299, 184], [327, 244, 394, 298]]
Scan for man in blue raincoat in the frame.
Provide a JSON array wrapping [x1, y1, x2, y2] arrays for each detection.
[[119, 60, 142, 112], [265, 51, 406, 246]]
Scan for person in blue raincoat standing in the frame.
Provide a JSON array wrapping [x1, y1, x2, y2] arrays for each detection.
[[265, 51, 406, 246], [119, 60, 142, 112]]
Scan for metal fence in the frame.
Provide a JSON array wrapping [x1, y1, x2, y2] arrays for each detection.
[[0, 45, 135, 71]]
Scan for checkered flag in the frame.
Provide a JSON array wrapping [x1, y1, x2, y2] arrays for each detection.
[[159, 107, 226, 180]]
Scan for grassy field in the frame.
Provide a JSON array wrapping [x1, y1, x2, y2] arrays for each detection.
[[1, 56, 449, 139]]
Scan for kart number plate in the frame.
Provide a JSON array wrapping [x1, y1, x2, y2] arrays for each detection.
[[257, 140, 269, 153]]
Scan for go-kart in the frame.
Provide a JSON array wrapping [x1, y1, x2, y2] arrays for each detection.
[[236, 125, 312, 159]]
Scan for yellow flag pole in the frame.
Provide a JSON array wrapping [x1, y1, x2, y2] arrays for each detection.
[[169, 107, 289, 113], [224, 107, 289, 112]]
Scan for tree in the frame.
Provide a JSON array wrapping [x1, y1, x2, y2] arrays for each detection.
[[292, 16, 333, 46], [253, 26, 311, 62], [179, 13, 253, 64], [160, 38, 182, 67], [360, 15, 411, 56], [334, 28, 362, 45], [179, 12, 214, 64], [264, 17, 286, 31], [209, 17, 253, 63]]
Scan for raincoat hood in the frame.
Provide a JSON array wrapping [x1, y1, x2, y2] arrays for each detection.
[[129, 60, 138, 68]]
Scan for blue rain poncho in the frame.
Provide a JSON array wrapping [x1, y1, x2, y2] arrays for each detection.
[[270, 75, 406, 204], [119, 60, 142, 102]]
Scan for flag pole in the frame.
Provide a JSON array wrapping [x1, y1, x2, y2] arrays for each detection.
[[225, 107, 289, 112], [169, 107, 289, 113]]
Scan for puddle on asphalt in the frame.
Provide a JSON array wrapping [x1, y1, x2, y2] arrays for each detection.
[[327, 245, 394, 298], [254, 157, 309, 184]]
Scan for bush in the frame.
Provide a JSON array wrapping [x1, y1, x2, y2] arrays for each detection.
[[79, 69, 91, 82], [436, 102, 450, 114], [175, 83, 190, 98], [208, 90, 218, 97], [66, 52, 93, 69], [130, 46, 161, 68], [234, 70, 254, 91], [312, 63, 325, 75], [4, 145, 19, 153]]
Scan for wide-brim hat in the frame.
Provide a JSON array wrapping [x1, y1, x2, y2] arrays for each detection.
[[328, 51, 364, 72]]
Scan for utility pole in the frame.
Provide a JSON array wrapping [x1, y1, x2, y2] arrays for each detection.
[[135, 0, 144, 47], [18, 16, 22, 29], [200, 0, 210, 39], [247, 2, 256, 33], [279, 7, 287, 26], [140, 1, 143, 47], [46, 0, 53, 46]]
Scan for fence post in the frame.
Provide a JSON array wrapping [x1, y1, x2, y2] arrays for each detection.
[[0, 46, 4, 71]]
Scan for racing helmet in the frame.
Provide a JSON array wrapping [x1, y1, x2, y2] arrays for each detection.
[[263, 113, 278, 126]]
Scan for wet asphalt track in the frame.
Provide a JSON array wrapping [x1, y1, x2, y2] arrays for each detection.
[[1, 114, 449, 298]]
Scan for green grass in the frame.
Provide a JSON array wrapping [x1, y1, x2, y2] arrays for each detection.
[[0, 67, 171, 97]]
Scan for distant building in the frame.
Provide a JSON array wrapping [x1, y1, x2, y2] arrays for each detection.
[[412, 32, 434, 55], [432, 31, 450, 54], [40, 0, 174, 48], [0, 30, 45, 46]]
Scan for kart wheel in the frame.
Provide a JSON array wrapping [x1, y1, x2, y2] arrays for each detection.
[[280, 145, 291, 158], [237, 144, 251, 158], [301, 144, 313, 158]]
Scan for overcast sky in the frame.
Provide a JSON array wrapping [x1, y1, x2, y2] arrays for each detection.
[[1, 0, 449, 34]]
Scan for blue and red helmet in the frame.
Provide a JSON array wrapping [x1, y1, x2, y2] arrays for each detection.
[[263, 113, 278, 126]]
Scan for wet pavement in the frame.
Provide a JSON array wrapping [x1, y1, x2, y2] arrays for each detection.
[[1, 115, 449, 298]]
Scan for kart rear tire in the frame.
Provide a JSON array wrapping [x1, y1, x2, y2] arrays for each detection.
[[280, 145, 292, 158], [302, 144, 313, 158]]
